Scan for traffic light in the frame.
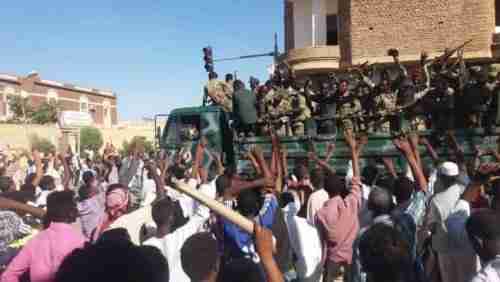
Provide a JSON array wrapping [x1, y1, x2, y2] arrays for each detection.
[[203, 46, 214, 73]]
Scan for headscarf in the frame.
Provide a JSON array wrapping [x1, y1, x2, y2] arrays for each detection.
[[92, 188, 129, 242]]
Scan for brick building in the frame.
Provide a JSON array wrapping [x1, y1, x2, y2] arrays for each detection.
[[282, 0, 500, 77], [0, 72, 117, 128]]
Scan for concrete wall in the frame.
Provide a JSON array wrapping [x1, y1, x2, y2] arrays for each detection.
[[0, 123, 154, 152]]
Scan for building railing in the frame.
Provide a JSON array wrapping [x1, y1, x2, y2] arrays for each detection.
[[284, 45, 341, 66]]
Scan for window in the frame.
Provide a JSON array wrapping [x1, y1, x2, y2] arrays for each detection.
[[326, 14, 339, 46], [496, 0, 500, 28], [80, 96, 89, 113]]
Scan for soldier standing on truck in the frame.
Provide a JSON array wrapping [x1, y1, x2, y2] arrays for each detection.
[[232, 80, 258, 137], [204, 72, 233, 112], [290, 84, 312, 136], [310, 74, 338, 135], [336, 79, 363, 132], [268, 88, 292, 136]]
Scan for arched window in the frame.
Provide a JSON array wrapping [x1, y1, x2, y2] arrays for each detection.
[[47, 89, 58, 103], [80, 96, 89, 113]]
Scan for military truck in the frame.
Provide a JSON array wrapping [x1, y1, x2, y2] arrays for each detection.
[[156, 105, 500, 176]]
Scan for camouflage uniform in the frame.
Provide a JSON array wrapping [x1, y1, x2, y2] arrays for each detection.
[[204, 79, 233, 112], [374, 91, 398, 133], [268, 88, 292, 136], [290, 91, 311, 135], [336, 93, 362, 132]]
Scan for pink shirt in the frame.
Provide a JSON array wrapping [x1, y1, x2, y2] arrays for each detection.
[[1, 223, 86, 282], [315, 177, 361, 264]]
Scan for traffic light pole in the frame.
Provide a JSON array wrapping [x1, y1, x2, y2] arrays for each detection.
[[203, 33, 280, 71], [214, 52, 276, 62]]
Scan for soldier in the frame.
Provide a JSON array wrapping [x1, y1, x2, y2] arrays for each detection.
[[204, 72, 233, 112], [374, 72, 399, 133], [484, 71, 500, 133], [290, 82, 312, 136], [336, 79, 363, 132], [268, 87, 292, 136], [232, 80, 258, 137], [309, 74, 338, 135]]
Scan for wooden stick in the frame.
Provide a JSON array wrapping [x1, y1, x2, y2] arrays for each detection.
[[171, 179, 254, 233]]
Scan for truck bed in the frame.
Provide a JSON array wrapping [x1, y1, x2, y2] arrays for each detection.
[[234, 128, 500, 175]]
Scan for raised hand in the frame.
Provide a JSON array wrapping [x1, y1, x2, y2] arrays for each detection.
[[393, 137, 412, 154], [344, 129, 357, 151]]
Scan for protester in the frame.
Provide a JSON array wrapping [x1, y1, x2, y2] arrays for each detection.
[[315, 130, 361, 282], [425, 161, 480, 282], [1, 191, 85, 282], [466, 210, 500, 282]]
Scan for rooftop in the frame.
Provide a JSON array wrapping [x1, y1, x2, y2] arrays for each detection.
[[0, 72, 116, 98]]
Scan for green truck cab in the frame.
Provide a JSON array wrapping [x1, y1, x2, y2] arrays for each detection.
[[159, 105, 500, 175]]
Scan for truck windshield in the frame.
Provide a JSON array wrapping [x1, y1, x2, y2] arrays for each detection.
[[163, 114, 201, 145]]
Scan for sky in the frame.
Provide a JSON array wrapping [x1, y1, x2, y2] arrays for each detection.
[[0, 1, 283, 120]]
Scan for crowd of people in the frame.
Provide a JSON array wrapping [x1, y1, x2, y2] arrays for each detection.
[[205, 46, 500, 137], [1, 128, 500, 282]]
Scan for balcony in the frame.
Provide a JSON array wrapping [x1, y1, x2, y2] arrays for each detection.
[[282, 46, 341, 74]]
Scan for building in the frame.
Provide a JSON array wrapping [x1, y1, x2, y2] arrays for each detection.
[[282, 0, 500, 78], [0, 71, 117, 128]]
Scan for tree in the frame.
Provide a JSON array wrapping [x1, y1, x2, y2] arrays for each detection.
[[28, 134, 55, 155], [80, 127, 104, 154], [122, 136, 155, 156], [31, 101, 60, 124], [7, 95, 33, 122]]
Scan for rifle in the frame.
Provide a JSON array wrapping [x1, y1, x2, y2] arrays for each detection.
[[429, 39, 473, 67]]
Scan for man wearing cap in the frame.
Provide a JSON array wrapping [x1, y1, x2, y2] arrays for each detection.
[[424, 161, 479, 282]]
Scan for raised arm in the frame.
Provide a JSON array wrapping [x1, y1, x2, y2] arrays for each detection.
[[408, 133, 423, 170], [58, 153, 72, 191], [191, 137, 207, 180], [145, 161, 166, 201], [254, 223, 284, 282], [447, 132, 466, 171], [419, 137, 439, 164], [0, 197, 45, 219], [31, 150, 43, 187], [393, 137, 428, 191], [345, 130, 360, 178], [246, 150, 263, 176], [382, 157, 398, 179]]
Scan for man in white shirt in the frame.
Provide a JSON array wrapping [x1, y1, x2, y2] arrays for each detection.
[[143, 179, 214, 282], [467, 210, 500, 282], [426, 162, 479, 282]]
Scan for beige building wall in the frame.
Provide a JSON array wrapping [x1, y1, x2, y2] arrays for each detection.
[[0, 124, 154, 152], [347, 0, 496, 65]]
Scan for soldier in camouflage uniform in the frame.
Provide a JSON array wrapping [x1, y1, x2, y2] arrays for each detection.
[[290, 87, 312, 136], [374, 77, 399, 133], [268, 87, 292, 136], [336, 79, 363, 132], [204, 72, 233, 112]]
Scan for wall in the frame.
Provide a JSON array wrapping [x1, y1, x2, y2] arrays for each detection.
[[346, 0, 495, 64], [0, 124, 153, 152]]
